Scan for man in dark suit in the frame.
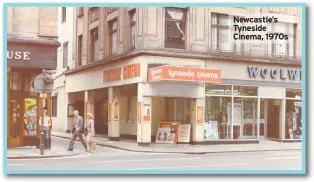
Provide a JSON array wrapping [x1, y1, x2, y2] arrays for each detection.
[[67, 110, 87, 151]]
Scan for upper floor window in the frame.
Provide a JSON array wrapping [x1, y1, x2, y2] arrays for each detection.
[[107, 7, 118, 14], [211, 13, 243, 53], [90, 27, 99, 62], [62, 7, 66, 23], [165, 8, 187, 49], [77, 35, 83, 67], [52, 96, 57, 117], [78, 7, 84, 16], [109, 19, 118, 55], [63, 42, 68, 68], [267, 23, 296, 59], [130, 10, 136, 49]]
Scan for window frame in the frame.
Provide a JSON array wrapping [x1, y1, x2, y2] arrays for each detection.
[[52, 96, 57, 117], [77, 34, 83, 67], [267, 22, 297, 59], [164, 7, 187, 49], [211, 13, 244, 53], [62, 7, 66, 23], [90, 27, 99, 62], [109, 19, 118, 55], [129, 10, 136, 50], [62, 41, 68, 68]]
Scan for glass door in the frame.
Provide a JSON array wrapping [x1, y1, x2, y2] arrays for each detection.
[[8, 99, 22, 148], [259, 100, 267, 139]]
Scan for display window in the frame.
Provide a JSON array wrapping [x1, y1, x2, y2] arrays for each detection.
[[205, 85, 258, 140], [205, 96, 232, 139], [285, 89, 302, 140]]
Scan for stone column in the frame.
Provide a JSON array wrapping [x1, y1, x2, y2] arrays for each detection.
[[190, 98, 205, 142], [137, 83, 152, 146], [108, 87, 120, 141]]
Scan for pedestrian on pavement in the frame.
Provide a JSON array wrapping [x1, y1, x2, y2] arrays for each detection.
[[39, 108, 52, 150], [67, 110, 87, 152], [84, 112, 95, 154]]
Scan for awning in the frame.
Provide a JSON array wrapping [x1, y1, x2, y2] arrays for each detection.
[[148, 65, 221, 83]]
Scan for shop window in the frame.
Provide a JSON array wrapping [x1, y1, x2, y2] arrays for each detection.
[[211, 13, 243, 53], [23, 98, 37, 136], [233, 98, 258, 139], [267, 23, 296, 58], [205, 96, 232, 139], [90, 27, 99, 62], [22, 73, 36, 96], [130, 10, 136, 49], [285, 100, 302, 139], [205, 85, 232, 95], [63, 42, 68, 68], [233, 86, 258, 96], [62, 7, 66, 23], [286, 89, 301, 99], [77, 34, 83, 67], [10, 72, 21, 91], [109, 19, 118, 55], [165, 8, 187, 49], [52, 96, 57, 117]]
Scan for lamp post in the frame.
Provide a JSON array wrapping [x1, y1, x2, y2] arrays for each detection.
[[33, 69, 54, 156]]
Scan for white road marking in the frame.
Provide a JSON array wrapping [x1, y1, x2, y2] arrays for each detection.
[[126, 163, 245, 170], [8, 164, 26, 166], [265, 156, 301, 160], [90, 157, 200, 164]]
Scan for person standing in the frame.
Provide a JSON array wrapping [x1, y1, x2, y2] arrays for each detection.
[[39, 108, 51, 150], [67, 110, 87, 152], [85, 113, 95, 154]]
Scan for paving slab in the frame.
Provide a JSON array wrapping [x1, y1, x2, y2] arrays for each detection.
[[52, 131, 301, 154], [7, 146, 80, 159]]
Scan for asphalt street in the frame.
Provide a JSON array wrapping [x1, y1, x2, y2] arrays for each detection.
[[7, 136, 302, 171]]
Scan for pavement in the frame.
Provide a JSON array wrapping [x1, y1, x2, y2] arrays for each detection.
[[7, 146, 80, 159], [52, 131, 301, 154], [6, 137, 302, 171]]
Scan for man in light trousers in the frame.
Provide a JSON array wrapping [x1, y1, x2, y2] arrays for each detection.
[[67, 110, 87, 152]]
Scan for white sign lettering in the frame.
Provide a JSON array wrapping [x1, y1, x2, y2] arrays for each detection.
[[7, 51, 30, 61]]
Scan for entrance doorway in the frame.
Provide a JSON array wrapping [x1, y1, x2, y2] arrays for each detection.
[[266, 99, 281, 139], [165, 97, 192, 124], [94, 101, 108, 135], [8, 98, 22, 148]]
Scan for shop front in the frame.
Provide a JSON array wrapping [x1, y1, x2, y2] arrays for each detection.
[[7, 37, 59, 148], [204, 60, 302, 143], [144, 64, 222, 144]]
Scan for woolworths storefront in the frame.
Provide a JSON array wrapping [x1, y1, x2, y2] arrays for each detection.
[[203, 60, 302, 143]]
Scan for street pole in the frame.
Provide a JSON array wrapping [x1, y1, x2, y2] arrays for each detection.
[[39, 94, 47, 155]]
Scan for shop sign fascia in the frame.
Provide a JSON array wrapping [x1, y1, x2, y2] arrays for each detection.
[[148, 65, 222, 84]]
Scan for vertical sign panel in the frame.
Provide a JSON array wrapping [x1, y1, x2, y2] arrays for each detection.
[[196, 105, 203, 124]]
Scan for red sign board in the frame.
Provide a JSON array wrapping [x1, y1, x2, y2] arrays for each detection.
[[148, 65, 221, 83]]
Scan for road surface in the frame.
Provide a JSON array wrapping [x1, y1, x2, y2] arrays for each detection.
[[7, 136, 302, 171]]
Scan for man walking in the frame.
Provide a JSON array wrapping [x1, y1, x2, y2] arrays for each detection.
[[67, 110, 87, 152]]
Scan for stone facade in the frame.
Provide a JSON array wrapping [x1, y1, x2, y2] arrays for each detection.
[[7, 7, 58, 38], [68, 7, 302, 69]]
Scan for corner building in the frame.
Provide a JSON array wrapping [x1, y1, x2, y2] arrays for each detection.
[[59, 7, 302, 145], [7, 7, 59, 148]]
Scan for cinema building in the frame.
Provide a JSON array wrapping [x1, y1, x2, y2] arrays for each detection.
[[55, 7, 302, 145]]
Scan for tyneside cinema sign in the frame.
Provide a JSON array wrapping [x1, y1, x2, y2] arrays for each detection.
[[248, 66, 301, 81]]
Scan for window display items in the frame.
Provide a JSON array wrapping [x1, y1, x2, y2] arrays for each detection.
[[204, 121, 219, 140], [24, 98, 37, 136]]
